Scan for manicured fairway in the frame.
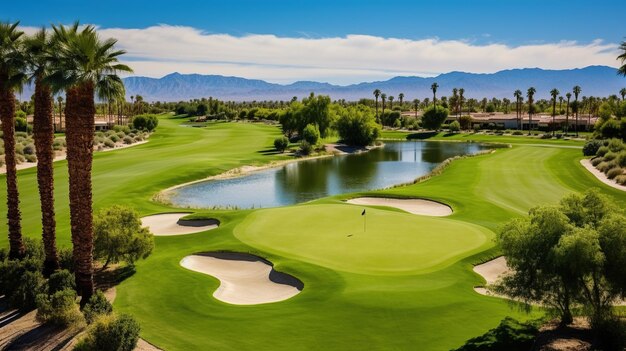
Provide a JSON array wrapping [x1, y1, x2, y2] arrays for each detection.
[[3, 116, 626, 351], [235, 204, 492, 275]]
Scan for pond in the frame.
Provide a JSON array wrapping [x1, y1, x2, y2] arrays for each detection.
[[168, 141, 490, 209]]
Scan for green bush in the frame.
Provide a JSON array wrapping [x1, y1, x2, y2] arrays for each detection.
[[74, 314, 140, 351], [615, 174, 626, 185], [606, 138, 625, 152], [104, 139, 116, 148], [448, 120, 461, 132], [36, 288, 84, 327], [421, 106, 449, 130], [25, 154, 37, 163], [83, 290, 113, 324], [302, 124, 320, 145], [274, 137, 289, 153], [583, 139, 603, 156], [299, 141, 313, 155], [600, 119, 622, 139], [112, 125, 131, 134], [606, 167, 624, 179], [58, 248, 74, 272], [123, 136, 133, 144], [597, 146, 609, 157], [48, 269, 75, 294], [604, 151, 617, 161], [11, 270, 46, 311], [452, 317, 539, 351], [591, 157, 603, 167], [617, 151, 626, 167], [23, 143, 35, 155], [15, 117, 27, 131], [109, 134, 120, 143], [459, 115, 473, 130], [132, 114, 159, 131]]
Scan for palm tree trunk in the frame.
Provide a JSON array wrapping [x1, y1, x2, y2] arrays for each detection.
[[65, 82, 96, 304], [0, 83, 24, 259], [33, 77, 59, 276]]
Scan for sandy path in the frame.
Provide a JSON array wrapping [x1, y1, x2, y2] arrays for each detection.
[[141, 213, 219, 236], [580, 159, 626, 192], [346, 197, 453, 216], [180, 253, 302, 305], [0, 140, 149, 175]]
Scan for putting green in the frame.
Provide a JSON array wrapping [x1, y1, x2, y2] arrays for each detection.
[[235, 204, 493, 275]]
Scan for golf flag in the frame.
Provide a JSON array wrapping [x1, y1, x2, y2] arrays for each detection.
[[361, 209, 366, 216], [362, 209, 366, 232]]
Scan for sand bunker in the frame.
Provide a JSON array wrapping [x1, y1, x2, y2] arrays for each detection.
[[346, 197, 452, 216], [140, 213, 219, 236], [180, 252, 303, 305], [473, 256, 510, 297]]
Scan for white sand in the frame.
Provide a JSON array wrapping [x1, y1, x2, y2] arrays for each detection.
[[180, 253, 302, 305], [580, 159, 626, 192], [473, 256, 510, 297], [346, 197, 452, 216], [140, 213, 218, 236]]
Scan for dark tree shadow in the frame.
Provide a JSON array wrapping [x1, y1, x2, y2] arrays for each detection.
[[406, 131, 438, 140], [94, 265, 136, 292]]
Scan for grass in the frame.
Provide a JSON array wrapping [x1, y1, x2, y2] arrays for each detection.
[[2, 116, 625, 350]]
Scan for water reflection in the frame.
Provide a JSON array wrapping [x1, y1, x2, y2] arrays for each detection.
[[170, 141, 488, 208]]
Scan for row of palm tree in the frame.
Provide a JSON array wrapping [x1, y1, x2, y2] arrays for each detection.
[[0, 21, 131, 304], [516, 86, 582, 136]]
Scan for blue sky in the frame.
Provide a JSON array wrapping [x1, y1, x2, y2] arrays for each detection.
[[6, 0, 626, 83]]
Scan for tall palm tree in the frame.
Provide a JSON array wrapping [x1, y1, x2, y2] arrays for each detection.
[[388, 95, 394, 109], [451, 88, 458, 117], [431, 82, 439, 107], [373, 89, 381, 122], [49, 23, 132, 303], [526, 87, 536, 135], [413, 99, 419, 117], [57, 96, 63, 131], [514, 90, 522, 130], [558, 96, 563, 114], [618, 40, 626, 77], [620, 88, 626, 101], [24, 28, 59, 275], [459, 88, 465, 117], [550, 89, 559, 136], [573, 86, 581, 137], [565, 92, 571, 134], [398, 93, 404, 108], [0, 22, 26, 259], [381, 93, 387, 117]]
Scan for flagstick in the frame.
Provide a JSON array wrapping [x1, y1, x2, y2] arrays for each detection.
[[364, 212, 366, 232]]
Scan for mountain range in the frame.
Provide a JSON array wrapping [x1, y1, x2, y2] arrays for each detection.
[[17, 66, 626, 102]]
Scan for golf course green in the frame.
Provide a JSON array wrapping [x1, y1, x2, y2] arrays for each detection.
[[2, 115, 625, 350]]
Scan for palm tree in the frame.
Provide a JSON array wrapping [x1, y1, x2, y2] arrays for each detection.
[[459, 88, 465, 117], [0, 22, 26, 259], [431, 82, 439, 107], [381, 93, 387, 117], [620, 88, 626, 101], [398, 93, 404, 108], [57, 96, 63, 131], [558, 96, 563, 115], [388, 95, 394, 109], [24, 28, 59, 275], [618, 40, 626, 77], [527, 87, 536, 135], [514, 90, 522, 130], [565, 92, 571, 134], [550, 89, 559, 136], [413, 99, 419, 117], [451, 88, 458, 116], [573, 86, 581, 137], [373, 89, 381, 122], [49, 23, 132, 303]]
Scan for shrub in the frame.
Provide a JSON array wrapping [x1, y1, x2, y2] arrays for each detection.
[[540, 134, 552, 139], [596, 146, 609, 157], [25, 154, 37, 163], [453, 317, 539, 351], [302, 124, 320, 145], [117, 131, 126, 139], [134, 136, 143, 142], [617, 151, 626, 168], [448, 120, 461, 132], [74, 314, 140, 351], [299, 141, 313, 155], [512, 130, 523, 135], [83, 290, 113, 324], [421, 106, 449, 130], [58, 248, 74, 272], [603, 151, 617, 161], [15, 143, 24, 155], [600, 119, 622, 139], [597, 161, 616, 173], [104, 139, 116, 148], [606, 138, 625, 152], [583, 139, 603, 156], [615, 174, 626, 185], [36, 288, 84, 327], [22, 143, 35, 155], [15, 117, 27, 131], [274, 137, 289, 153], [591, 157, 603, 167], [458, 115, 473, 130], [93, 206, 154, 270], [48, 269, 75, 294], [606, 167, 624, 179], [10, 270, 46, 311], [335, 107, 379, 146], [132, 114, 159, 131], [109, 134, 119, 143], [112, 125, 131, 134], [123, 136, 133, 144]]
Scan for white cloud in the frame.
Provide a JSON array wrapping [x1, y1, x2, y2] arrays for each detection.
[[23, 25, 620, 84]]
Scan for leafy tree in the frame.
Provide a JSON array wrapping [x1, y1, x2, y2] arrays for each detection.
[[302, 123, 320, 145], [93, 206, 154, 271], [459, 115, 473, 130], [83, 290, 113, 324], [273, 136, 289, 153], [335, 107, 379, 146], [74, 313, 140, 351], [600, 119, 622, 139], [421, 105, 448, 130], [448, 120, 460, 132]]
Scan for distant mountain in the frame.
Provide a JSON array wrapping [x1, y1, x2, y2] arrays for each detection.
[[15, 66, 626, 102]]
